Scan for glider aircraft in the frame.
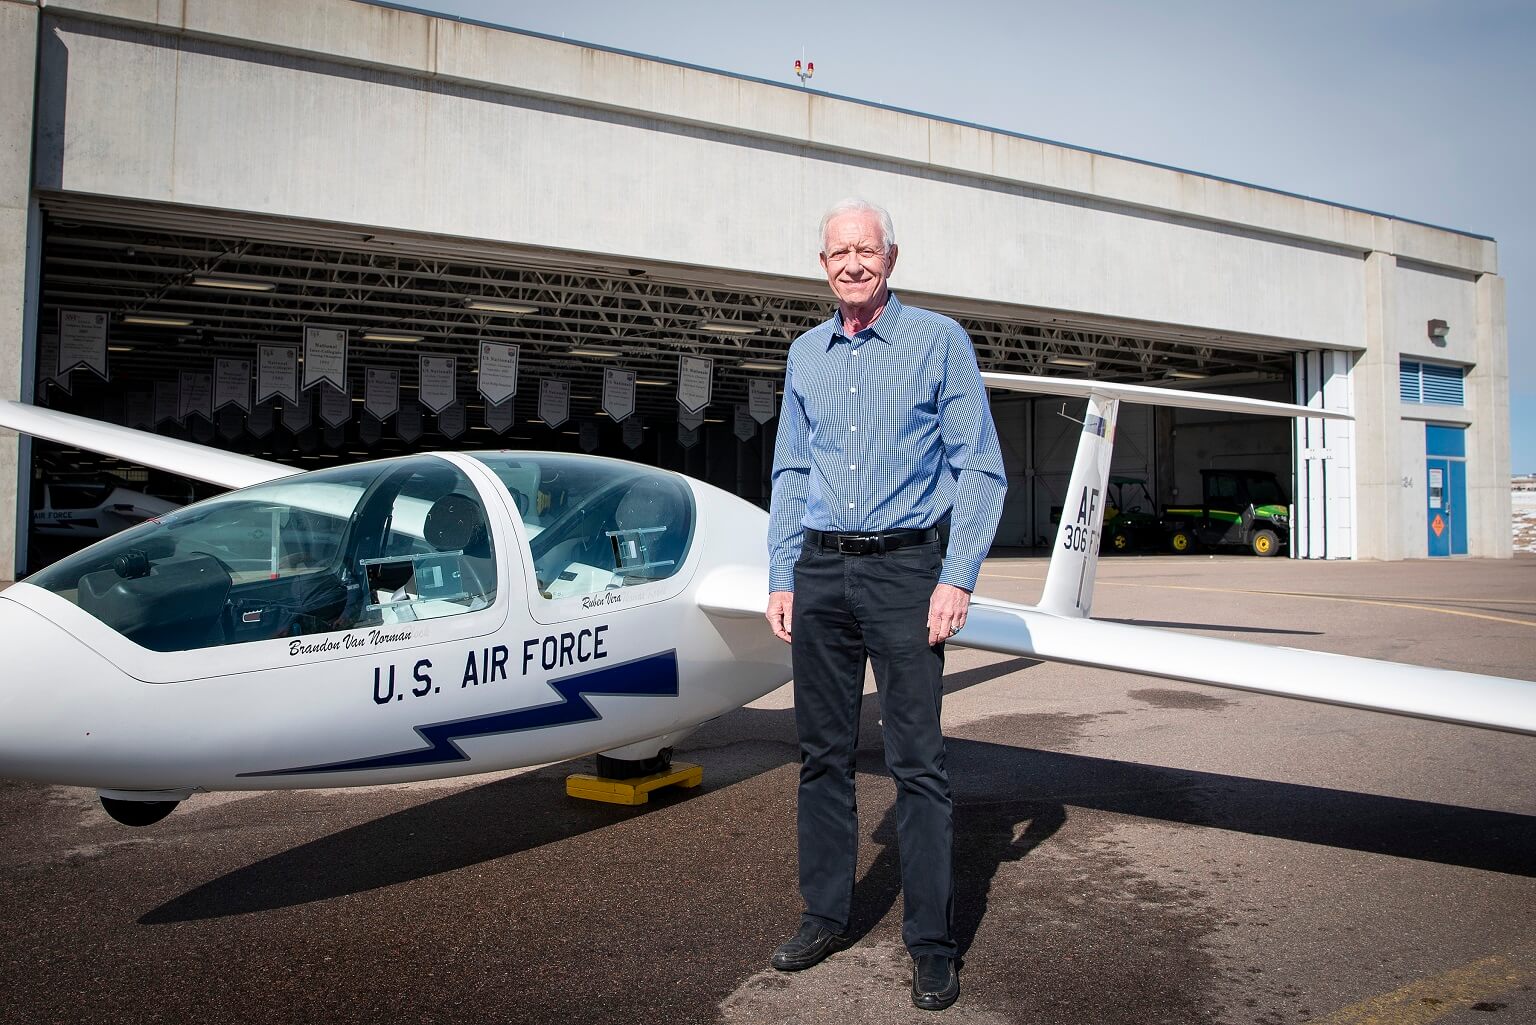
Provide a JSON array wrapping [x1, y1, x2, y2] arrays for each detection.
[[0, 371, 1531, 827]]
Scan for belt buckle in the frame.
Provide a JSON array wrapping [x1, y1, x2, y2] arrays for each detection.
[[837, 534, 869, 555]]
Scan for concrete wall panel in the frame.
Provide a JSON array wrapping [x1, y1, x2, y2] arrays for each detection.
[[1468, 273, 1512, 557], [39, 18, 1372, 350], [1392, 219, 1497, 278], [58, 0, 440, 74], [1395, 263, 1479, 364], [1, 5, 36, 206], [36, 20, 179, 201], [2, 1, 40, 578], [46, 0, 1496, 275], [1398, 418, 1428, 558]]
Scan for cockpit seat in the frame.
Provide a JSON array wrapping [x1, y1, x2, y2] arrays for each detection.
[[609, 478, 688, 582], [423, 492, 495, 603]]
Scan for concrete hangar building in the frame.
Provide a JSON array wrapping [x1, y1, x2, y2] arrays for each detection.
[[0, 0, 1513, 576]]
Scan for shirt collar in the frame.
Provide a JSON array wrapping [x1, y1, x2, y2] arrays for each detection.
[[828, 293, 903, 348]]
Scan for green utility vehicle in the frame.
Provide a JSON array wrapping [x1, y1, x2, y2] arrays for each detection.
[[1100, 476, 1162, 552], [1164, 469, 1291, 557]]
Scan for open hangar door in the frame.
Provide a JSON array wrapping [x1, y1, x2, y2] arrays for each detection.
[[27, 195, 1306, 569], [965, 317, 1304, 554], [994, 384, 1294, 555]]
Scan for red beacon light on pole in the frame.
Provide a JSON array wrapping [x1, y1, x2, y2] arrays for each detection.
[[795, 58, 814, 87]]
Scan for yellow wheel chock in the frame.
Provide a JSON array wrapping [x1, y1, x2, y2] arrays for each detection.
[[565, 761, 703, 806]]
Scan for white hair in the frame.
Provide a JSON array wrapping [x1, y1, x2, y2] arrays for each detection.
[[819, 198, 896, 254]]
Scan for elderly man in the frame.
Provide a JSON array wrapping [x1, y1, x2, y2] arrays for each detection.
[[765, 198, 1006, 1011]]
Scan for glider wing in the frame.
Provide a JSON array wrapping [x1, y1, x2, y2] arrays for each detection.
[[955, 597, 1536, 736], [0, 401, 297, 490]]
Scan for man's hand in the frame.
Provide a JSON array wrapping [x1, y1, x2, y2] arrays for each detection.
[[767, 591, 794, 643], [928, 583, 971, 646]]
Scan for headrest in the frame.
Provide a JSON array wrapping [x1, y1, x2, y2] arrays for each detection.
[[614, 478, 677, 531], [423, 493, 487, 553]]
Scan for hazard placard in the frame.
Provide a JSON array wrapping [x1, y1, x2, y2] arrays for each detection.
[[1431, 514, 1446, 537]]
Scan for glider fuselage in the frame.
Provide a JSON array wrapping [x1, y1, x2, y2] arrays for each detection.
[[0, 452, 788, 793]]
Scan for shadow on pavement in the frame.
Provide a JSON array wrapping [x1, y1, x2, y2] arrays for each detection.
[[143, 707, 1536, 926], [142, 655, 1040, 924]]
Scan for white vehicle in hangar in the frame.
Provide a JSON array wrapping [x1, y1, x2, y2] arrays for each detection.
[[0, 374, 1530, 828]]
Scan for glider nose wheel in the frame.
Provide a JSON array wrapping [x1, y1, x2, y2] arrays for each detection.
[[99, 796, 179, 827]]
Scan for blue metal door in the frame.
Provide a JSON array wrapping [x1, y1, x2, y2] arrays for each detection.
[[1424, 425, 1467, 557]]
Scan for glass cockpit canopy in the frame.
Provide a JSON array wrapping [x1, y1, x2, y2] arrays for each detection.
[[468, 453, 695, 601], [23, 451, 697, 652], [25, 455, 497, 652]]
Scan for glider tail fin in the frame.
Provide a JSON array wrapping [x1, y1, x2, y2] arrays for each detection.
[[1038, 392, 1118, 618]]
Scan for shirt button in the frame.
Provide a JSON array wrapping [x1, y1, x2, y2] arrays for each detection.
[[849, 386, 857, 393], [851, 350, 859, 356], [848, 502, 855, 509], [849, 425, 857, 431], [849, 464, 857, 470]]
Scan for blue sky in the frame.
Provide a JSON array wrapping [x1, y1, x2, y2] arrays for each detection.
[[404, 0, 1534, 472]]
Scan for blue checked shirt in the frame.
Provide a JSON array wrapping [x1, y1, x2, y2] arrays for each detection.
[[768, 294, 1007, 592]]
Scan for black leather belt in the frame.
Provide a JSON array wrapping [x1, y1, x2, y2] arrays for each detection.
[[805, 526, 940, 556]]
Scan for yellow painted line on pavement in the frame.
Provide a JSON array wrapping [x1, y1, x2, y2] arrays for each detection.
[[1314, 595, 1536, 605], [1264, 592, 1536, 629], [976, 572, 1536, 629], [1311, 948, 1536, 1025]]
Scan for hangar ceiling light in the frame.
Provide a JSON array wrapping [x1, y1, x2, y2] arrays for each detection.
[[568, 346, 625, 358], [361, 331, 423, 343], [1141, 370, 1283, 391], [192, 276, 276, 291], [463, 298, 538, 314], [699, 320, 759, 335], [1047, 356, 1094, 368], [737, 360, 786, 371], [121, 315, 193, 327]]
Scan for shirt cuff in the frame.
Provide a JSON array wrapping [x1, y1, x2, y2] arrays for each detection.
[[768, 558, 797, 593], [938, 555, 983, 592]]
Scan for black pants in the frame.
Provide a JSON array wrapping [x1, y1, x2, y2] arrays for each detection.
[[791, 537, 953, 958]]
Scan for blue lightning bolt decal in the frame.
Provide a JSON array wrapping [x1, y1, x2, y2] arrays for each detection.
[[240, 649, 678, 777]]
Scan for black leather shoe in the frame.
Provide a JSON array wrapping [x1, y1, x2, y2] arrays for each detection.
[[911, 954, 959, 1011], [770, 922, 847, 971]]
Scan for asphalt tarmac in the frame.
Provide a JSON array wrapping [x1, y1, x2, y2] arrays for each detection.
[[1, 554, 1533, 1025]]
